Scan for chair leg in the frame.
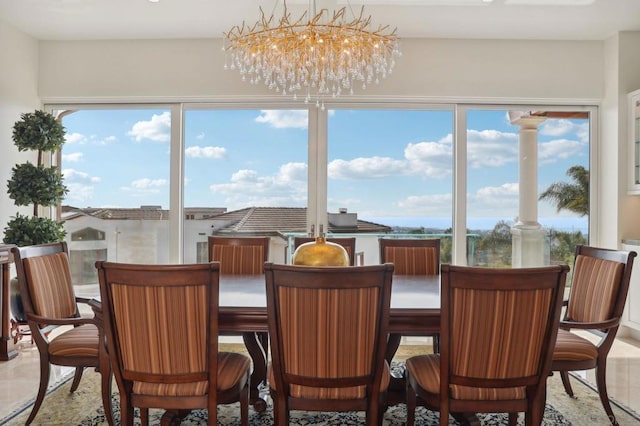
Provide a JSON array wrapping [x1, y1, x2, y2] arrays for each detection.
[[26, 358, 51, 425], [140, 408, 149, 426], [366, 400, 381, 426], [272, 391, 288, 426], [69, 366, 85, 392], [406, 379, 416, 426], [560, 371, 575, 397], [508, 412, 518, 426], [120, 392, 135, 426], [240, 381, 249, 426], [595, 359, 618, 425]]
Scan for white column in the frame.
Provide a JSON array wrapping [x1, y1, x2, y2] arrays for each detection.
[[509, 113, 547, 267]]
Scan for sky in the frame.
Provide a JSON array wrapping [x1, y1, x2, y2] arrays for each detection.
[[59, 107, 589, 230]]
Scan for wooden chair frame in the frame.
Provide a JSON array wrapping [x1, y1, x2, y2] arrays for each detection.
[[12, 242, 112, 425], [96, 261, 250, 426], [552, 245, 636, 426], [207, 236, 269, 275], [380, 237, 441, 357], [406, 264, 568, 426], [379, 238, 441, 275], [265, 262, 394, 426]]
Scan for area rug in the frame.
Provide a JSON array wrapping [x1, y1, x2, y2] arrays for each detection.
[[3, 344, 640, 425]]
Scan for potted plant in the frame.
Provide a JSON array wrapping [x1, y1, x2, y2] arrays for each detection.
[[3, 110, 68, 322], [3, 110, 68, 246]]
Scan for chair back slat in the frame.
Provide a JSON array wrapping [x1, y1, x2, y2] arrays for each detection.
[[567, 254, 625, 323], [440, 264, 568, 398], [379, 238, 440, 275], [24, 252, 77, 319], [208, 236, 269, 275], [265, 263, 393, 402], [97, 262, 219, 389]]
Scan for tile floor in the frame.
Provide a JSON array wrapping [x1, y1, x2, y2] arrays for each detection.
[[1, 333, 640, 423]]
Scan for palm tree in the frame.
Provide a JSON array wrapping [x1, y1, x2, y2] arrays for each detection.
[[539, 165, 589, 216]]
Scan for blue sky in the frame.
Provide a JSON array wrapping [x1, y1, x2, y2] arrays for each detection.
[[59, 107, 589, 228]]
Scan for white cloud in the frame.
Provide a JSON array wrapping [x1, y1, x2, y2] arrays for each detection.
[[64, 132, 115, 145], [65, 132, 86, 144], [196, 132, 205, 140], [404, 141, 453, 178], [255, 110, 308, 129], [539, 139, 586, 164], [468, 183, 519, 215], [62, 152, 83, 162], [540, 119, 575, 137], [328, 156, 406, 179], [209, 163, 308, 208], [467, 129, 519, 168], [130, 178, 168, 189], [62, 168, 101, 183], [64, 182, 95, 203], [127, 112, 171, 142], [397, 193, 453, 215], [185, 146, 227, 159]]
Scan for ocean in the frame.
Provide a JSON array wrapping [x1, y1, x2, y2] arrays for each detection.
[[361, 216, 588, 234]]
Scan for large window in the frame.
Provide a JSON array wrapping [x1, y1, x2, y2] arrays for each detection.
[[327, 108, 454, 265], [58, 108, 172, 296], [182, 108, 309, 263], [56, 102, 594, 271]]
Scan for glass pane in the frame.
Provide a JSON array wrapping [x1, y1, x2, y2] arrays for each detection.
[[183, 109, 309, 263], [59, 108, 171, 295], [327, 109, 454, 265], [466, 110, 589, 268]]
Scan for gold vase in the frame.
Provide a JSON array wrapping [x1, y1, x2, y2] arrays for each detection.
[[292, 236, 349, 266]]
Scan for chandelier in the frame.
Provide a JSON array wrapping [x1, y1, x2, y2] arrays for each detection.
[[223, 1, 401, 107]]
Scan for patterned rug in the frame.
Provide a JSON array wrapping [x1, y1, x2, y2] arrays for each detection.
[[3, 344, 640, 425]]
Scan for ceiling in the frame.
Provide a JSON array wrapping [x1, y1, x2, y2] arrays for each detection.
[[1, 0, 639, 41]]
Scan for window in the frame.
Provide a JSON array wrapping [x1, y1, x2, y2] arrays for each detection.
[[54, 103, 594, 268], [59, 108, 172, 269]]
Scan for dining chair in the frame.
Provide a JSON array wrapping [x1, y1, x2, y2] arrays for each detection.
[[208, 235, 269, 407], [552, 245, 636, 426], [264, 262, 394, 426], [379, 238, 440, 275], [208, 236, 269, 275], [405, 264, 568, 426], [380, 237, 441, 357], [95, 261, 251, 426], [293, 236, 357, 266], [11, 242, 112, 425]]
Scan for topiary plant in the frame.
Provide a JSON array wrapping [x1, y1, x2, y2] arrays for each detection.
[[3, 110, 68, 246]]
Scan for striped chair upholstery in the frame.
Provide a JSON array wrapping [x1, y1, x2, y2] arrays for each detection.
[[208, 236, 269, 275], [96, 261, 251, 426], [12, 242, 108, 425], [265, 263, 394, 426], [551, 245, 636, 426], [379, 238, 441, 362], [379, 238, 440, 276], [406, 264, 568, 426], [24, 252, 77, 319]]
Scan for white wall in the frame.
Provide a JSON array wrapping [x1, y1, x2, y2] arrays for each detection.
[[37, 38, 603, 101], [618, 32, 640, 244], [7, 30, 636, 249], [0, 20, 40, 240]]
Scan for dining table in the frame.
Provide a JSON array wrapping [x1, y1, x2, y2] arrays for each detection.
[[91, 273, 441, 415]]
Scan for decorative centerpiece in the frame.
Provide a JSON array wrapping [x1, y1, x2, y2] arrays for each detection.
[[292, 233, 349, 267]]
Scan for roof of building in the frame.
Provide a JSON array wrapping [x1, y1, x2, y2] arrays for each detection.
[[61, 205, 391, 235], [210, 207, 391, 236]]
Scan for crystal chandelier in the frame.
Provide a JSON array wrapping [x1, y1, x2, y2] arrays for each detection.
[[223, 1, 401, 107]]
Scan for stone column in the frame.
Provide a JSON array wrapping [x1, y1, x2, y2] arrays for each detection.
[[508, 113, 547, 267]]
